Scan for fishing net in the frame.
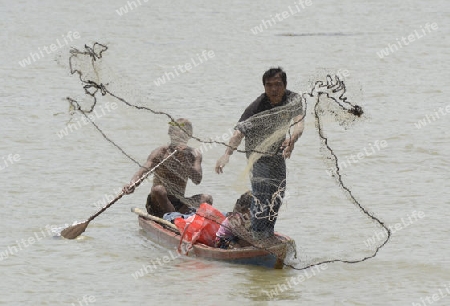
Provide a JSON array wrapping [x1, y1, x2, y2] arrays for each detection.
[[63, 43, 390, 271]]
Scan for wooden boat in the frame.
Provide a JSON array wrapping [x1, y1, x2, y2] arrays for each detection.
[[132, 207, 295, 269]]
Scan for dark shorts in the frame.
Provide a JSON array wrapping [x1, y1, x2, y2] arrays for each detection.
[[146, 194, 186, 217], [250, 155, 286, 235]]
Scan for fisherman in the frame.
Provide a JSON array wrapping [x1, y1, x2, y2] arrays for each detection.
[[215, 67, 304, 240], [123, 118, 213, 218]]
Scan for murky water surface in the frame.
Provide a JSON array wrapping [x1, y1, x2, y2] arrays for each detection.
[[1, 1, 449, 305]]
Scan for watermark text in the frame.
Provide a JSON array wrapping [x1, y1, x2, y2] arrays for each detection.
[[261, 263, 328, 298], [326, 140, 388, 176], [18, 31, 80, 67], [251, 0, 313, 35], [131, 249, 182, 280], [71, 295, 96, 306], [0, 224, 64, 261], [115, 0, 148, 16], [377, 23, 438, 59], [0, 154, 21, 171], [153, 50, 215, 87], [412, 282, 450, 306], [415, 104, 450, 129], [364, 210, 425, 249], [57, 102, 118, 139]]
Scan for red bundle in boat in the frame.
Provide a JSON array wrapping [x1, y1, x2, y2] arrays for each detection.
[[174, 203, 225, 252]]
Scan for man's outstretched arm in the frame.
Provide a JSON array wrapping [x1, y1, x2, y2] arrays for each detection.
[[215, 130, 244, 174], [282, 115, 304, 159], [123, 148, 162, 194], [190, 150, 203, 185]]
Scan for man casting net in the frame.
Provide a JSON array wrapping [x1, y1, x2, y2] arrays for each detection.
[[62, 43, 390, 271]]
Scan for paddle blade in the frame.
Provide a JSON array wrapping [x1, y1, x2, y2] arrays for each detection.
[[60, 221, 89, 239]]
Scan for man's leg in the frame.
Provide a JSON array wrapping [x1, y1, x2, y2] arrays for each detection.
[[250, 158, 272, 236], [185, 194, 213, 208], [250, 156, 286, 238], [148, 185, 176, 218], [269, 156, 286, 235]]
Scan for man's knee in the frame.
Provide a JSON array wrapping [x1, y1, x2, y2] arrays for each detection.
[[151, 185, 167, 198], [202, 194, 213, 205]]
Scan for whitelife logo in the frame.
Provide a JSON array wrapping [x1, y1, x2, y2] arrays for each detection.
[[250, 0, 312, 34], [18, 31, 80, 67], [376, 22, 438, 59], [153, 50, 215, 86]]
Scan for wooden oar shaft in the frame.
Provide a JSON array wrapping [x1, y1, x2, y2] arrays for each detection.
[[87, 150, 177, 223], [131, 207, 179, 233], [88, 191, 125, 222], [61, 150, 177, 239]]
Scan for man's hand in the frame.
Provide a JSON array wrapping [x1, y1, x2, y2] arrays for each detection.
[[215, 154, 230, 174], [122, 182, 136, 195], [281, 138, 295, 159]]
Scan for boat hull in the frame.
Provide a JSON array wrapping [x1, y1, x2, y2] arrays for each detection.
[[137, 215, 293, 269]]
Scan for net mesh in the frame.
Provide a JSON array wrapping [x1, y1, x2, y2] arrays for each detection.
[[64, 43, 390, 270]]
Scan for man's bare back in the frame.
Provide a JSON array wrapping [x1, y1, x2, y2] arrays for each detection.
[[150, 145, 200, 200], [123, 118, 212, 218]]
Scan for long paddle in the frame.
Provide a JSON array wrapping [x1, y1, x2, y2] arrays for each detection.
[[131, 207, 179, 233], [60, 150, 177, 239]]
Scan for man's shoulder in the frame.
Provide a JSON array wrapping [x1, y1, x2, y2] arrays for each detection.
[[238, 93, 266, 122], [153, 145, 169, 152], [286, 89, 297, 95], [247, 93, 266, 109], [283, 90, 303, 117], [284, 90, 303, 107], [186, 146, 200, 156], [149, 145, 168, 156], [285, 90, 301, 100]]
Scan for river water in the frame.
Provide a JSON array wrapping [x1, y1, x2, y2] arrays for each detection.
[[1, 0, 449, 305]]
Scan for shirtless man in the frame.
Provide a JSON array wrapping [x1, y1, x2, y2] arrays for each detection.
[[123, 118, 213, 218]]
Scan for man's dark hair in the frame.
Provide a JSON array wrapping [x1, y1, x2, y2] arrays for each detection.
[[262, 67, 287, 86]]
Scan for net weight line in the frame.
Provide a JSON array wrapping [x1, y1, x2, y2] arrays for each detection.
[[65, 42, 390, 271], [67, 43, 306, 158], [289, 87, 391, 270]]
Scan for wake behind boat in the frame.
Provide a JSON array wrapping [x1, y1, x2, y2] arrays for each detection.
[[131, 207, 295, 269]]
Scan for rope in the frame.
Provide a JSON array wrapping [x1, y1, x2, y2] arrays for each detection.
[[65, 42, 390, 271]]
